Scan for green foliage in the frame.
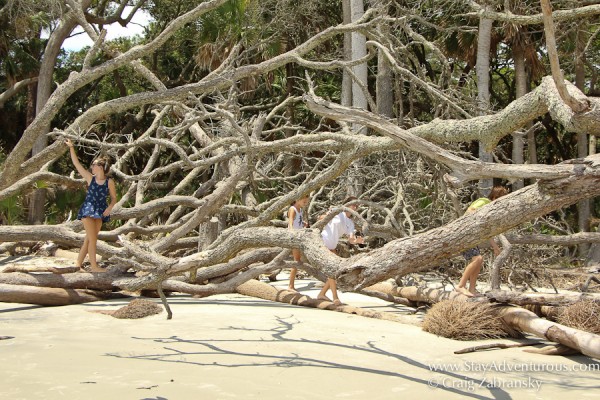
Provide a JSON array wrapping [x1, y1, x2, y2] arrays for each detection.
[[45, 188, 85, 225], [0, 195, 23, 225]]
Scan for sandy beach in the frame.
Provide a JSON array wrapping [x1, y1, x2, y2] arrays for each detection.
[[1, 273, 599, 400]]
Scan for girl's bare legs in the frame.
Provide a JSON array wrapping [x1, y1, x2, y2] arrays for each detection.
[[288, 249, 301, 291], [328, 278, 342, 305], [76, 236, 89, 269], [81, 217, 105, 272], [318, 278, 342, 305], [456, 255, 483, 297], [317, 248, 342, 304], [288, 268, 297, 290], [317, 279, 332, 301]]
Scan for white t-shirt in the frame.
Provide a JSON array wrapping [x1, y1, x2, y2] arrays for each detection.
[[321, 212, 355, 250], [288, 205, 304, 230]]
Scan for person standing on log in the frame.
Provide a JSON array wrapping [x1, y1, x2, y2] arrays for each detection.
[[287, 195, 310, 291], [318, 197, 364, 305], [66, 139, 117, 272], [455, 186, 509, 297]]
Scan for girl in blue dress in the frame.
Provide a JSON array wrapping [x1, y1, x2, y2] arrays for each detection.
[[66, 139, 117, 272]]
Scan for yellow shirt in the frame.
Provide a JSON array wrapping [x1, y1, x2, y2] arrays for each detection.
[[467, 197, 491, 211]]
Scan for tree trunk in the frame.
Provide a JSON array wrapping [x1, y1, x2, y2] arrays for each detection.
[[350, 0, 368, 114], [235, 279, 420, 325], [371, 282, 600, 358], [0, 264, 79, 274], [341, 0, 352, 107], [489, 234, 511, 290], [28, 4, 85, 225], [512, 43, 527, 190], [345, 0, 368, 197], [500, 306, 600, 359], [575, 25, 591, 257], [476, 12, 493, 196], [376, 48, 394, 118], [0, 283, 125, 306], [374, 1, 393, 118], [484, 290, 600, 306]]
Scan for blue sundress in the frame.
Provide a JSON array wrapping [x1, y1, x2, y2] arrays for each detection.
[[77, 176, 110, 223]]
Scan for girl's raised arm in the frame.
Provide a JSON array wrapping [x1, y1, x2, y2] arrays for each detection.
[[65, 139, 92, 184]]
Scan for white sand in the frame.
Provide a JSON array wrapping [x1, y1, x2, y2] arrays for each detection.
[[1, 275, 599, 399]]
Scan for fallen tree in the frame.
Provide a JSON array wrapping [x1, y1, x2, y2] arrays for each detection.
[[235, 279, 420, 326], [371, 281, 600, 359], [0, 283, 127, 306], [501, 307, 600, 359]]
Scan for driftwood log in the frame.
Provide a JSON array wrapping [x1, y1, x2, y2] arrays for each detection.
[[523, 344, 580, 356], [357, 287, 417, 307], [0, 283, 127, 306], [235, 280, 420, 326], [484, 290, 600, 306], [0, 264, 80, 274], [454, 342, 543, 354], [370, 282, 600, 359], [500, 307, 600, 359]]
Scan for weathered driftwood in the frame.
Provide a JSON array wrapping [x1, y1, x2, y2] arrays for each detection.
[[484, 290, 600, 306], [0, 272, 118, 290], [454, 341, 543, 354], [505, 232, 600, 245], [372, 282, 600, 307], [357, 287, 417, 307], [0, 283, 127, 306], [371, 282, 600, 358], [522, 343, 580, 356], [489, 234, 511, 290], [235, 279, 420, 326], [0, 264, 79, 274], [500, 306, 600, 359], [368, 283, 468, 303]]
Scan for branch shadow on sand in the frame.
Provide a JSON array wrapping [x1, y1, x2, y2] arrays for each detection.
[[102, 315, 541, 400]]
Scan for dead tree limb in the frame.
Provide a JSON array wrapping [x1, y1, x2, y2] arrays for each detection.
[[523, 344, 580, 356], [490, 234, 511, 290], [370, 282, 600, 358], [0, 271, 119, 290], [500, 306, 600, 359], [454, 341, 543, 354], [357, 287, 417, 307], [235, 280, 420, 326], [0, 283, 127, 306], [540, 0, 589, 113], [485, 290, 600, 306], [0, 264, 79, 274]]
